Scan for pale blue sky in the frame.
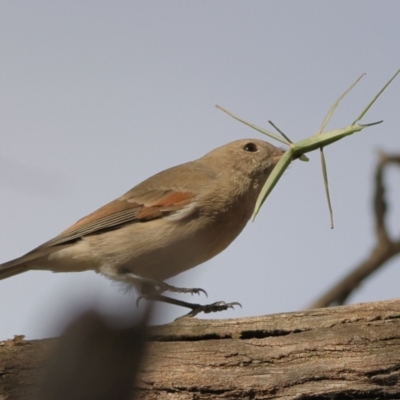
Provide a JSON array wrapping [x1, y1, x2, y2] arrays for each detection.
[[0, 1, 399, 339]]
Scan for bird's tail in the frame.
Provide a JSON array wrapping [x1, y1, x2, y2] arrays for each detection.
[[0, 258, 29, 280]]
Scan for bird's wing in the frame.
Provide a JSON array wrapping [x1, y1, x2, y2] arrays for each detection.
[[36, 189, 194, 249]]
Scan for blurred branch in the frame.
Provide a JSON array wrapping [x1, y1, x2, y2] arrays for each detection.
[[34, 306, 151, 400], [309, 151, 400, 309], [1, 299, 400, 399]]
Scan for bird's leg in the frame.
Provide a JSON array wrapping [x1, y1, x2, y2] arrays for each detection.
[[140, 293, 242, 318], [123, 272, 241, 317], [123, 272, 207, 296]]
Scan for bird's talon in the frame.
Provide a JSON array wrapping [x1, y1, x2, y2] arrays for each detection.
[[158, 284, 208, 297], [228, 301, 242, 309], [181, 300, 242, 317]]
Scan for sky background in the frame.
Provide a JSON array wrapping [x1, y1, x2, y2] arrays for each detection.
[[0, 1, 399, 340]]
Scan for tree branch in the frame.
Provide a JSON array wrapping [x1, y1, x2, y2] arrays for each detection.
[[308, 151, 400, 308], [1, 298, 400, 399]]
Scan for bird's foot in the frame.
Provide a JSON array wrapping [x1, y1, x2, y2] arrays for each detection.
[[179, 301, 242, 318], [124, 272, 207, 297], [137, 293, 241, 317], [158, 281, 207, 296]]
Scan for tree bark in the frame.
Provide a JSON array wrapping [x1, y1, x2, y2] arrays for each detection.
[[1, 298, 400, 399]]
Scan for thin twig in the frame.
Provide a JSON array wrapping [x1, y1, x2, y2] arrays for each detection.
[[308, 151, 400, 308]]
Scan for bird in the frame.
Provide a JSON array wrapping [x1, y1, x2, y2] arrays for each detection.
[[0, 139, 283, 316]]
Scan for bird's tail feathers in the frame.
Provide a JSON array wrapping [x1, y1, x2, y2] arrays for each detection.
[[0, 258, 30, 280]]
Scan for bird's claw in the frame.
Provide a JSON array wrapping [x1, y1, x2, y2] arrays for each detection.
[[182, 301, 242, 318], [160, 284, 208, 297], [124, 272, 207, 297]]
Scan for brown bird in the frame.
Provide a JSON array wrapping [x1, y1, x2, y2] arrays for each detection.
[[0, 139, 283, 316]]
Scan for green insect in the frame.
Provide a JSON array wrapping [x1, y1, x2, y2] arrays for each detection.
[[217, 69, 400, 228]]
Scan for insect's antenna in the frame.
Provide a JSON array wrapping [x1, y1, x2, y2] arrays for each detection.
[[268, 120, 293, 144], [216, 105, 291, 146], [268, 120, 309, 162]]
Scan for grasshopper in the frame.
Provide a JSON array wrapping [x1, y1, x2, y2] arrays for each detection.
[[217, 69, 400, 228]]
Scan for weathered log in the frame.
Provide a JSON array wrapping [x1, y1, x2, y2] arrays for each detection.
[[1, 298, 400, 399]]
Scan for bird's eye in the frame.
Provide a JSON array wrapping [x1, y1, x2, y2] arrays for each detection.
[[243, 142, 258, 152]]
